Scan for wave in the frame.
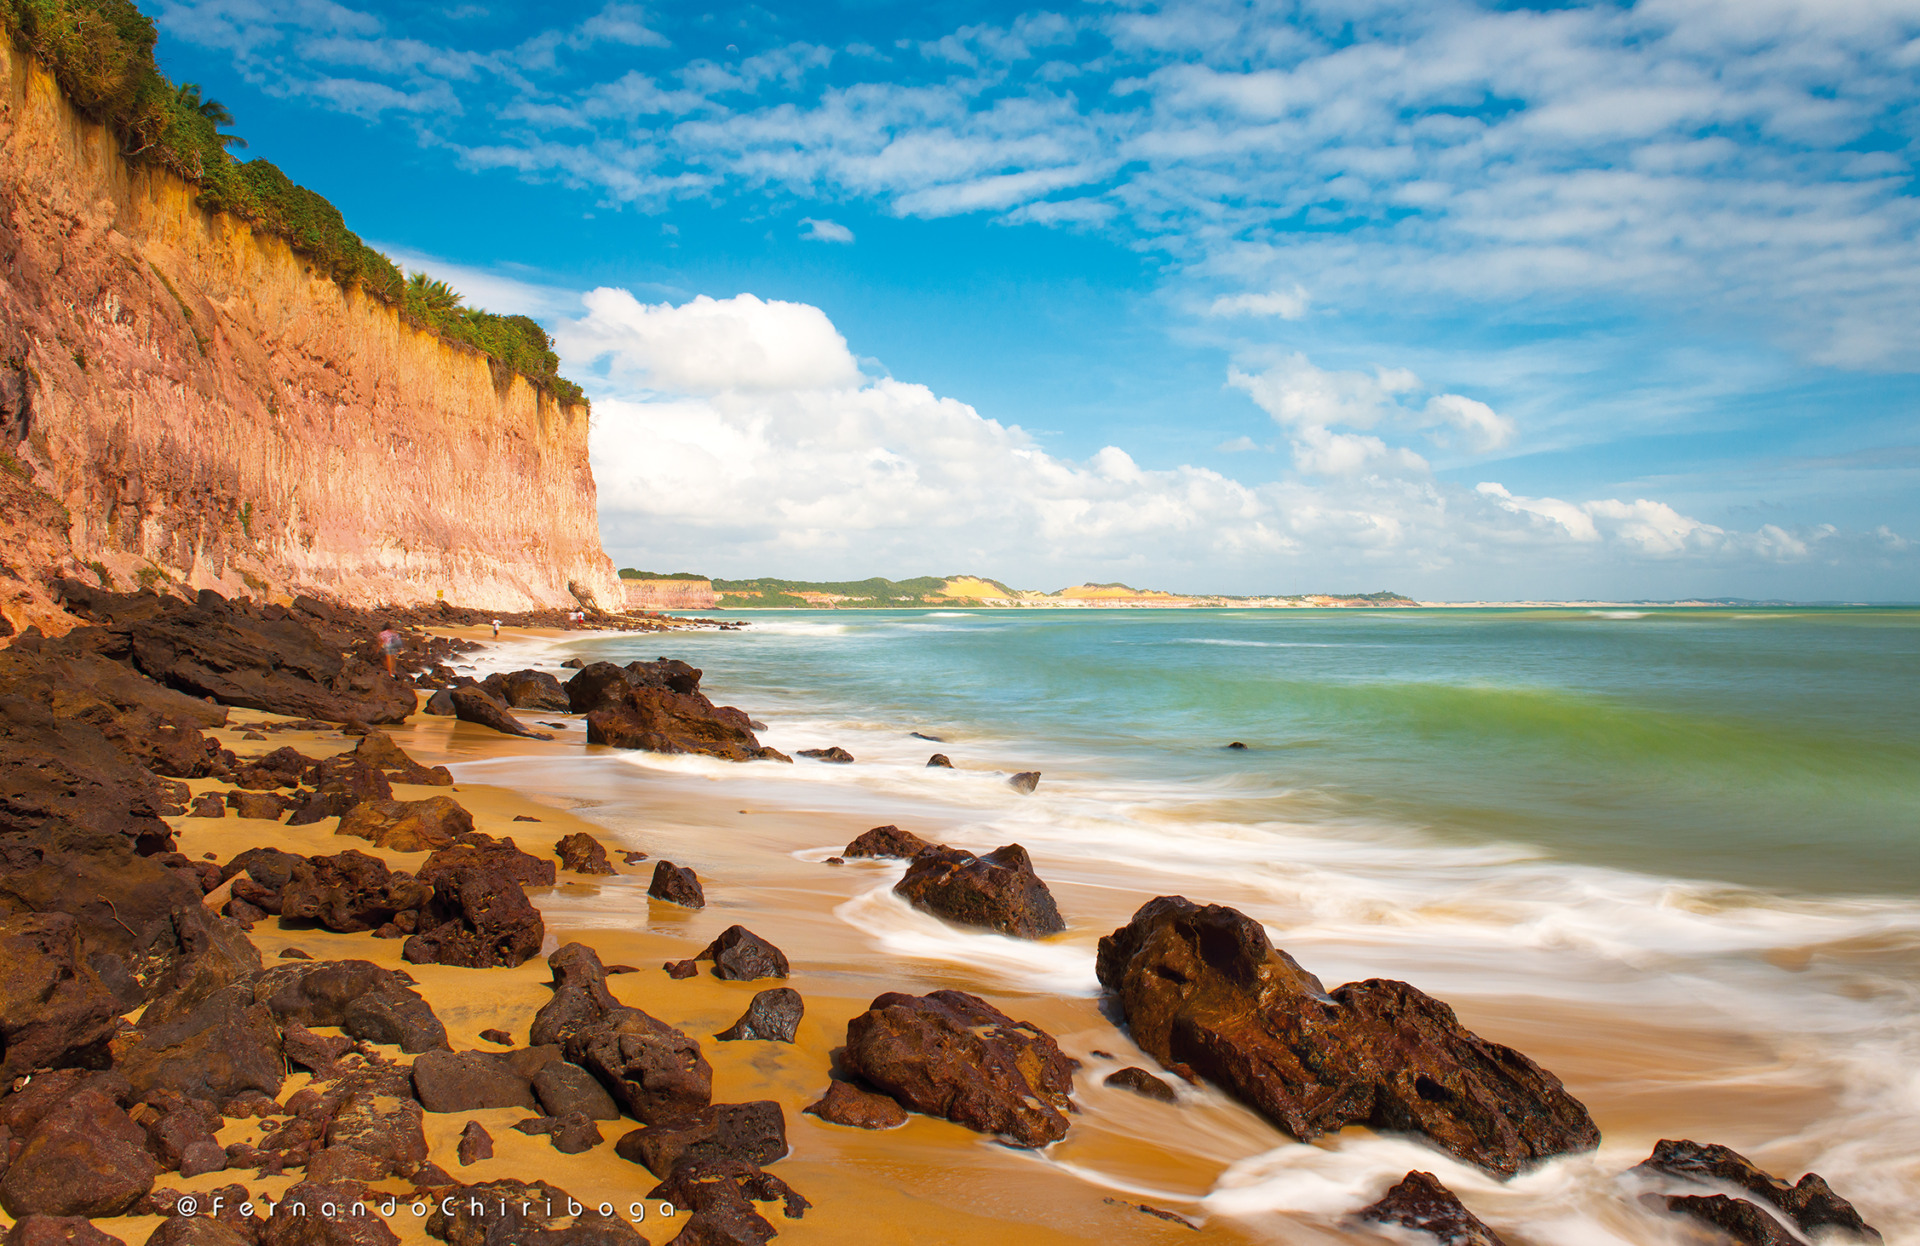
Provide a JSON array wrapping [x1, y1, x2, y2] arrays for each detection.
[[1588, 610, 1649, 619]]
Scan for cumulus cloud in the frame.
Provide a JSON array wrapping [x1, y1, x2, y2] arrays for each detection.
[[1228, 354, 1509, 472], [558, 290, 861, 393], [798, 216, 854, 243], [1209, 286, 1310, 320]]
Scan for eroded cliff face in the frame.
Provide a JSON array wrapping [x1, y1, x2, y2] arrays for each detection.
[[0, 41, 620, 635]]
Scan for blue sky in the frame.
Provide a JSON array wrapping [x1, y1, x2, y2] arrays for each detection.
[[145, 0, 1920, 599]]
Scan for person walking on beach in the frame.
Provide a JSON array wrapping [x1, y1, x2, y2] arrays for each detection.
[[491, 618, 501, 639], [378, 624, 400, 676]]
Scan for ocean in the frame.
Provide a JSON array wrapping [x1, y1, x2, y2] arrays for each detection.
[[468, 607, 1920, 1240]]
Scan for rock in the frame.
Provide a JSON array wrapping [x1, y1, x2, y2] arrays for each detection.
[[565, 1007, 714, 1126], [572, 661, 785, 762], [1652, 1195, 1798, 1246], [424, 1178, 645, 1246], [410, 1051, 538, 1113], [221, 846, 308, 891], [646, 1157, 809, 1234], [528, 944, 623, 1049], [347, 731, 452, 786], [796, 747, 852, 763], [145, 1216, 251, 1246], [893, 843, 1065, 938], [0, 826, 203, 983], [532, 1062, 621, 1122], [262, 1180, 399, 1246], [402, 860, 545, 970], [648, 861, 705, 908], [554, 833, 615, 876], [664, 960, 698, 979], [334, 797, 473, 853], [306, 1146, 389, 1185], [926, 754, 952, 769], [278, 851, 433, 935], [620, 850, 648, 864], [1104, 1067, 1177, 1103], [419, 833, 557, 889], [1357, 1171, 1508, 1246], [0, 696, 179, 853], [284, 761, 393, 828], [481, 670, 570, 712], [479, 1028, 512, 1045], [324, 1092, 428, 1177], [1226, 741, 1248, 750], [280, 1021, 354, 1079], [549, 1113, 602, 1155], [842, 990, 1076, 1148], [449, 688, 551, 740], [613, 1101, 786, 1178], [1094, 895, 1600, 1176], [281, 947, 312, 959], [255, 960, 450, 1052], [225, 790, 291, 821], [112, 983, 284, 1107], [1636, 1139, 1881, 1242], [714, 990, 803, 1044], [5, 1217, 126, 1246], [456, 1121, 492, 1166], [696, 927, 788, 981], [1007, 771, 1040, 793], [0, 1087, 156, 1217], [842, 825, 929, 859], [801, 1081, 906, 1130], [0, 913, 120, 1079], [423, 690, 456, 716], [187, 793, 226, 818]]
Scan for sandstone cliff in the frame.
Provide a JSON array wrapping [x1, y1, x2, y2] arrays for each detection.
[[0, 41, 620, 635]]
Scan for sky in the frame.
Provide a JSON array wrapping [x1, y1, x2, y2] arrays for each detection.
[[143, 0, 1920, 599]]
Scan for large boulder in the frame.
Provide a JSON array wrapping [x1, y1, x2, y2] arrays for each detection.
[[645, 1157, 808, 1241], [695, 927, 788, 981], [410, 1051, 538, 1113], [449, 688, 551, 741], [647, 861, 704, 909], [714, 990, 803, 1044], [1095, 896, 1600, 1176], [1635, 1139, 1880, 1242], [553, 832, 614, 876], [346, 731, 453, 786], [893, 844, 1065, 938], [324, 1093, 428, 1177], [613, 1101, 787, 1178], [419, 834, 557, 889], [564, 1007, 714, 1126], [528, 944, 622, 1049], [424, 1178, 646, 1246], [570, 662, 784, 762], [7, 1215, 128, 1246], [112, 982, 285, 1106], [841, 990, 1076, 1148], [1356, 1171, 1508, 1246], [336, 798, 474, 853], [262, 1180, 399, 1246], [481, 670, 570, 712], [278, 851, 433, 935], [0, 1087, 156, 1217], [802, 1081, 906, 1130], [531, 1062, 621, 1122], [0, 913, 120, 1078], [0, 696, 177, 854], [843, 825, 929, 859], [255, 960, 450, 1052], [402, 856, 545, 970]]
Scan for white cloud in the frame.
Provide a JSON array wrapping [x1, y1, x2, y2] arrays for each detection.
[[1209, 286, 1310, 319], [557, 290, 862, 394], [798, 216, 855, 243], [1228, 354, 1508, 472]]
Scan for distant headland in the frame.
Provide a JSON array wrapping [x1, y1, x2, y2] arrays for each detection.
[[617, 570, 1415, 609]]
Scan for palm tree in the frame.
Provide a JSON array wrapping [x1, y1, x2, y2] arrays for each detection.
[[176, 83, 246, 149], [406, 272, 464, 318]]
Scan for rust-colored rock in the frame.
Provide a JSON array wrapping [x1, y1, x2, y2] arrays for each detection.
[[554, 832, 615, 875], [696, 926, 788, 981], [0, 912, 120, 1079], [480, 670, 569, 712], [335, 797, 473, 853], [401, 861, 544, 969], [456, 1121, 492, 1166], [1104, 1067, 1177, 1103], [842, 825, 929, 859], [565, 1008, 714, 1127], [572, 661, 784, 762], [279, 850, 432, 934], [347, 731, 453, 786], [449, 688, 550, 740], [1094, 896, 1600, 1176], [425, 1178, 645, 1246], [802, 1081, 907, 1130], [5, 1217, 126, 1246], [0, 1087, 157, 1218], [262, 1180, 399, 1246], [1356, 1171, 1508, 1246], [1636, 1139, 1880, 1242], [796, 747, 853, 764], [893, 843, 1065, 938], [714, 989, 803, 1044], [613, 1101, 786, 1178], [841, 989, 1076, 1148], [648, 861, 705, 908]]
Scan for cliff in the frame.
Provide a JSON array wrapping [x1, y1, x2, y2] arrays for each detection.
[[0, 39, 620, 635], [622, 578, 718, 611]]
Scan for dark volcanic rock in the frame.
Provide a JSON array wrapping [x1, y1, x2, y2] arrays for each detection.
[[144, 1216, 250, 1246], [0, 825, 203, 980], [0, 1087, 156, 1217], [402, 870, 544, 970], [696, 926, 788, 981], [449, 688, 551, 740], [528, 944, 622, 1049], [664, 960, 698, 979], [285, 760, 393, 827], [572, 660, 784, 762], [1636, 1139, 1881, 1242], [646, 1156, 809, 1240], [613, 1101, 787, 1178], [801, 1081, 906, 1130], [335, 798, 473, 853], [112, 982, 284, 1106], [278, 851, 433, 935], [187, 792, 226, 818], [411, 1051, 538, 1113], [347, 731, 453, 787], [893, 843, 1065, 938], [423, 690, 456, 717], [479, 1028, 513, 1045], [481, 670, 571, 713], [1653, 1195, 1798, 1246], [554, 833, 615, 875], [324, 1091, 429, 1177], [795, 747, 852, 764], [648, 861, 705, 908], [226, 790, 292, 821], [532, 1062, 621, 1122], [0, 695, 178, 853], [1357, 1171, 1508, 1246], [548, 1113, 603, 1155], [419, 833, 557, 889], [456, 1121, 492, 1166], [6, 1216, 128, 1246], [926, 754, 952, 769], [255, 960, 450, 1052], [0, 913, 120, 1078], [1104, 1067, 1177, 1103], [281, 1022, 355, 1078], [1007, 771, 1040, 793], [566, 1010, 713, 1127], [841, 990, 1076, 1148], [1094, 895, 1600, 1176], [842, 825, 930, 859], [262, 1180, 399, 1246], [425, 1177, 645, 1246], [714, 990, 803, 1044]]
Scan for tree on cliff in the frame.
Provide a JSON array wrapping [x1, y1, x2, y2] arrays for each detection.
[[175, 82, 245, 148]]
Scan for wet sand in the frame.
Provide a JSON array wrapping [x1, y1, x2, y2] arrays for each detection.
[[133, 636, 1895, 1246]]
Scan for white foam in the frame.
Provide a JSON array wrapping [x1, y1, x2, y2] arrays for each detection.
[[834, 882, 1101, 996]]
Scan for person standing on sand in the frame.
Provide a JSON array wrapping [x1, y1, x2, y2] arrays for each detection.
[[491, 618, 501, 639], [378, 624, 400, 676]]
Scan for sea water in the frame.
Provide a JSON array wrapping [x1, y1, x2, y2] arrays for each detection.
[[472, 607, 1920, 1239]]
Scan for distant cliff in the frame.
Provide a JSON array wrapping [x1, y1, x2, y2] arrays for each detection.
[[0, 40, 620, 635]]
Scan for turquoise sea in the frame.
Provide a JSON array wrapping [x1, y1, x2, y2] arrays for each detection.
[[469, 607, 1920, 1239]]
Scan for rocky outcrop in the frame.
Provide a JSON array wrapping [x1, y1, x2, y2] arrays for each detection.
[[802, 1081, 907, 1130], [893, 844, 1065, 938], [553, 832, 614, 875], [0, 913, 121, 1078], [842, 825, 929, 859], [613, 1101, 787, 1178], [714, 990, 803, 1044], [648, 861, 705, 908], [569, 661, 785, 762], [841, 990, 1076, 1148], [254, 959, 449, 1053], [410, 1051, 538, 1114], [695, 927, 789, 981], [1094, 896, 1600, 1176], [425, 1179, 645, 1246], [1635, 1139, 1880, 1243], [480, 670, 569, 712], [0, 40, 619, 630], [1355, 1172, 1508, 1246], [335, 797, 473, 853], [645, 1158, 809, 1243], [449, 688, 550, 740], [0, 1084, 156, 1218]]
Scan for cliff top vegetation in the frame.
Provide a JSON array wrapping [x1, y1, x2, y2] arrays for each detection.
[[0, 0, 586, 408]]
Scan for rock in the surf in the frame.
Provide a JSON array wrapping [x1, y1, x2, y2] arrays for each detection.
[[715, 989, 804, 1043], [893, 843, 1065, 938], [554, 832, 615, 875], [423, 690, 456, 716], [1094, 895, 1600, 1176], [1007, 771, 1040, 793], [797, 746, 853, 763], [569, 660, 786, 762], [1635, 1139, 1880, 1242], [449, 687, 551, 740], [1103, 1067, 1177, 1103], [841, 989, 1076, 1147], [927, 753, 953, 768], [1648, 1195, 1799, 1246], [1356, 1171, 1508, 1246], [802, 1080, 908, 1130], [843, 824, 930, 859], [696, 926, 789, 980], [649, 860, 706, 908], [481, 670, 570, 712]]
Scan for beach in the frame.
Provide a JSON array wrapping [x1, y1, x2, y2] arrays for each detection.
[[126, 606, 1917, 1244]]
